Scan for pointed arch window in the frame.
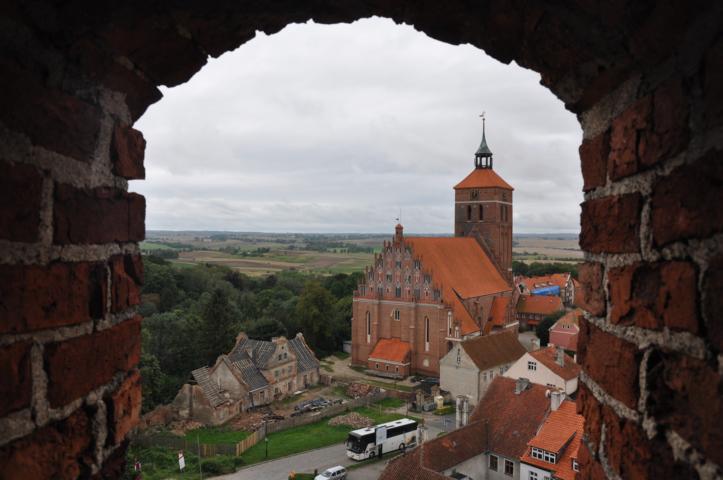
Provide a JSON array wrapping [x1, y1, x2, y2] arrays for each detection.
[[366, 311, 371, 344], [479, 204, 484, 221], [424, 316, 430, 352], [467, 205, 472, 221]]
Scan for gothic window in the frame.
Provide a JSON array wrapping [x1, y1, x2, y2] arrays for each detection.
[[471, 189, 479, 199], [393, 309, 400, 321], [479, 204, 484, 221], [395, 260, 401, 268], [366, 311, 371, 343], [424, 316, 430, 352], [386, 273, 392, 282], [414, 260, 421, 269], [395, 287, 401, 298], [414, 288, 420, 299], [467, 204, 472, 220]]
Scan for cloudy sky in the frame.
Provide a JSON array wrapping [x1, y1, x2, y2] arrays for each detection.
[[133, 17, 583, 234]]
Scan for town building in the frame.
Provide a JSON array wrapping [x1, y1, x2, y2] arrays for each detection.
[[548, 308, 583, 357], [520, 400, 584, 480], [379, 377, 552, 480], [352, 121, 516, 377], [514, 295, 563, 330], [504, 345, 580, 395], [172, 332, 320, 425], [439, 330, 527, 405], [516, 273, 576, 307]]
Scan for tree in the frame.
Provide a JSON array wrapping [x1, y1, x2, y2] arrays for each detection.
[[246, 316, 287, 340], [197, 288, 241, 365], [295, 281, 337, 355], [536, 310, 566, 346]]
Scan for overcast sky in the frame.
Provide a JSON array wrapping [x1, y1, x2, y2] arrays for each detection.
[[133, 17, 583, 234]]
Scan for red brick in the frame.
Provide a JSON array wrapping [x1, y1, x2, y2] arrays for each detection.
[[0, 262, 105, 334], [608, 261, 699, 333], [579, 130, 610, 191], [650, 149, 723, 246], [577, 262, 606, 316], [609, 96, 651, 180], [580, 194, 641, 254], [578, 320, 639, 409], [576, 440, 607, 480], [646, 351, 723, 466], [703, 256, 723, 351], [107, 371, 141, 444], [577, 383, 603, 450], [111, 125, 146, 179], [0, 342, 32, 417], [53, 184, 145, 244], [0, 59, 101, 162], [0, 162, 44, 242], [45, 316, 141, 407], [92, 440, 128, 479], [0, 409, 93, 480], [109, 254, 143, 313]]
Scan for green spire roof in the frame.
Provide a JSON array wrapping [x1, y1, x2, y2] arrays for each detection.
[[475, 128, 493, 157]]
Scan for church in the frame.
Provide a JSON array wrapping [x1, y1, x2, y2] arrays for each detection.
[[351, 121, 517, 377]]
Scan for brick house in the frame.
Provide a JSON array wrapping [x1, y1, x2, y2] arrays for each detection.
[[173, 332, 320, 425], [515, 295, 564, 330], [439, 330, 527, 405], [379, 377, 552, 480], [352, 125, 515, 377]]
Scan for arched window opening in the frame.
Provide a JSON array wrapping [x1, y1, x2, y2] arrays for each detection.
[[424, 316, 430, 352]]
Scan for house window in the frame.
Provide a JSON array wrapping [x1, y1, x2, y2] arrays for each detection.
[[504, 459, 514, 476], [529, 472, 538, 480], [395, 366, 399, 373], [385, 365, 389, 371], [489, 454, 498, 471], [483, 372, 487, 382], [393, 309, 401, 321], [395, 260, 401, 268], [424, 316, 430, 352], [528, 361, 537, 371], [375, 363, 379, 369], [531, 448, 556, 464], [395, 286, 401, 297], [414, 260, 420, 269], [573, 459, 579, 472]]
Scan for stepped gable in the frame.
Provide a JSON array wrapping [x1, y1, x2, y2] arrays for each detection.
[[454, 168, 513, 190], [288, 333, 320, 373], [406, 236, 511, 334], [191, 366, 225, 407], [460, 330, 526, 371]]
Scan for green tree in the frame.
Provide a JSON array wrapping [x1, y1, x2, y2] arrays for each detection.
[[197, 288, 241, 365], [536, 310, 566, 346], [295, 281, 336, 355], [246, 316, 287, 340]]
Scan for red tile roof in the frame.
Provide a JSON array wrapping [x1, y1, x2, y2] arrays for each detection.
[[406, 237, 511, 334], [368, 338, 411, 364], [516, 295, 563, 315], [380, 377, 551, 480], [518, 273, 570, 291], [488, 296, 510, 327], [528, 346, 581, 381], [454, 168, 513, 190], [460, 330, 526, 372], [520, 401, 584, 480]]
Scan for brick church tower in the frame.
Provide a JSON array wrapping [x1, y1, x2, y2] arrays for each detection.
[[454, 118, 514, 281]]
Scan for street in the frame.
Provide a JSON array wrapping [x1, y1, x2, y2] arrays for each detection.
[[212, 413, 455, 480]]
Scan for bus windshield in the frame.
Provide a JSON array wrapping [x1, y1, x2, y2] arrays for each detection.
[[346, 432, 374, 453]]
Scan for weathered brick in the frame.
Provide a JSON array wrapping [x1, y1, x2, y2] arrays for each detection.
[[646, 351, 723, 466], [609, 95, 651, 180], [45, 316, 141, 407], [576, 439, 607, 480], [579, 130, 610, 191], [650, 149, 723, 246], [577, 383, 603, 450], [578, 320, 639, 409], [0, 409, 93, 479], [111, 125, 146, 179], [0, 59, 101, 162], [577, 262, 606, 316], [0, 262, 105, 334], [0, 342, 32, 417], [109, 254, 143, 313], [580, 194, 641, 254], [0, 162, 44, 242], [608, 261, 699, 333], [107, 371, 141, 444], [703, 255, 723, 351], [53, 184, 145, 244]]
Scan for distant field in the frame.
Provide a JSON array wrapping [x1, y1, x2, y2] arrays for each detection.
[[140, 241, 177, 250], [513, 236, 582, 262]]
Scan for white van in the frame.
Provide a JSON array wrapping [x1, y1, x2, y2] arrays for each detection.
[[314, 465, 347, 480]]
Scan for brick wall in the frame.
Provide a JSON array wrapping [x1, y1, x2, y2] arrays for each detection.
[[0, 1, 720, 478]]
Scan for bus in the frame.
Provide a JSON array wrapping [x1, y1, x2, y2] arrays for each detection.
[[345, 418, 418, 460]]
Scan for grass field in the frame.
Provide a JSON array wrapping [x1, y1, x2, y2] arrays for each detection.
[[184, 426, 250, 444]]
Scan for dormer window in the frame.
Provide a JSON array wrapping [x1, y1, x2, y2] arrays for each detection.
[[531, 447, 556, 463]]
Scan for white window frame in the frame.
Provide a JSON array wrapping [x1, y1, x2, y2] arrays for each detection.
[[504, 459, 514, 476], [489, 454, 498, 471], [528, 360, 537, 371]]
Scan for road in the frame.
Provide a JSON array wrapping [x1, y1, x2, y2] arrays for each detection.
[[212, 414, 455, 480]]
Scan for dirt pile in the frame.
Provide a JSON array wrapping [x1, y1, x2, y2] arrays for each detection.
[[328, 412, 373, 429], [346, 382, 378, 398]]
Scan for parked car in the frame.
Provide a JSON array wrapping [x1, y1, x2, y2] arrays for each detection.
[[314, 465, 346, 480]]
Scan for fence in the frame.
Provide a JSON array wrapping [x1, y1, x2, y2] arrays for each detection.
[[135, 390, 390, 457]]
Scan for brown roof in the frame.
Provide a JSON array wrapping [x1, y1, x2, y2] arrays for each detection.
[[380, 377, 551, 479], [528, 346, 581, 381], [406, 237, 511, 334], [460, 330, 526, 372], [454, 168, 513, 190], [368, 338, 411, 364], [489, 296, 510, 327], [521, 401, 584, 480], [516, 295, 563, 315]]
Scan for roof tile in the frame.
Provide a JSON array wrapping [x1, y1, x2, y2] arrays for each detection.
[[368, 338, 411, 363]]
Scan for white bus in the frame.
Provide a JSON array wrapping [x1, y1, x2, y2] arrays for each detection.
[[345, 418, 418, 460]]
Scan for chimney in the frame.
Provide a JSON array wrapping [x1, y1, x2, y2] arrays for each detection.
[[556, 346, 565, 367], [515, 377, 530, 395], [551, 390, 564, 411]]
